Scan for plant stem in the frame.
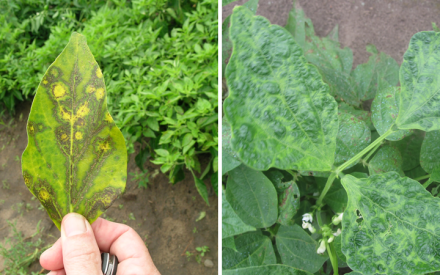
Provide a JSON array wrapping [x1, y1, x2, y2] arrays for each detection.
[[326, 241, 339, 275], [423, 179, 433, 188], [316, 210, 323, 228], [286, 169, 297, 179], [415, 174, 430, 181], [362, 139, 383, 164], [336, 128, 394, 173], [316, 172, 337, 207]]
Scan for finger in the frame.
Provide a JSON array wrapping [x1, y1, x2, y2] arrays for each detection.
[[91, 218, 160, 274], [47, 269, 66, 275], [40, 238, 63, 271], [61, 213, 102, 275]]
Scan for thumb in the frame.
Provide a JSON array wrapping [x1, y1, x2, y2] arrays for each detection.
[[61, 213, 102, 275]]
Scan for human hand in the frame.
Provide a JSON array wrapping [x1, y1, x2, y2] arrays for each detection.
[[40, 213, 160, 275]]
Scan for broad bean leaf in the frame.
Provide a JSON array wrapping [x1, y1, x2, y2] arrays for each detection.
[[351, 45, 399, 101], [341, 172, 440, 274], [222, 0, 259, 75], [223, 231, 276, 270], [225, 6, 338, 171], [335, 112, 371, 169], [223, 264, 312, 275], [223, 236, 237, 251], [396, 32, 440, 131], [226, 164, 278, 228], [222, 119, 241, 175], [420, 130, 440, 173], [22, 32, 127, 229], [368, 145, 404, 176], [371, 85, 411, 141], [338, 102, 373, 130], [276, 225, 328, 273], [276, 181, 300, 225], [222, 189, 256, 239], [390, 130, 424, 171]]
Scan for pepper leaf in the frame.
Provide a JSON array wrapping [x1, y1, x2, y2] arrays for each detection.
[[396, 32, 440, 131], [22, 32, 127, 229], [341, 172, 440, 274], [225, 6, 338, 171]]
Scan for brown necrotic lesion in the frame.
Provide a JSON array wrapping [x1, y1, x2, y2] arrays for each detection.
[[32, 179, 63, 223], [82, 186, 121, 220]]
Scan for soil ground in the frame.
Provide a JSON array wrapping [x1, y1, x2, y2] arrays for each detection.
[[0, 102, 218, 274]]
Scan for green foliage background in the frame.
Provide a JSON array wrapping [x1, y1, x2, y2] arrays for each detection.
[[0, 0, 218, 201]]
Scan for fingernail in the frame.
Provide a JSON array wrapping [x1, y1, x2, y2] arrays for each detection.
[[63, 213, 87, 237]]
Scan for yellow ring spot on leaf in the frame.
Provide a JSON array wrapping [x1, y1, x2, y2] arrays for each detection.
[[86, 86, 96, 94], [99, 140, 111, 152], [39, 190, 50, 201], [105, 113, 113, 123], [51, 68, 59, 77], [52, 82, 68, 98], [96, 68, 103, 78], [43, 79, 48, 85], [75, 132, 83, 140], [61, 108, 71, 121], [96, 88, 104, 100], [76, 103, 90, 118], [61, 133, 69, 141]]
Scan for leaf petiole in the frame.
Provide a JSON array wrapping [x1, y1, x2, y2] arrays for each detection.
[[362, 139, 383, 164], [316, 172, 337, 207], [326, 241, 339, 275], [414, 174, 430, 181]]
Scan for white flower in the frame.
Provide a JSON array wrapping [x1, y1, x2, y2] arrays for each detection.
[[332, 213, 343, 225], [302, 221, 310, 229], [317, 240, 326, 254], [328, 235, 335, 243], [308, 225, 316, 234], [333, 228, 342, 236], [302, 213, 313, 223]]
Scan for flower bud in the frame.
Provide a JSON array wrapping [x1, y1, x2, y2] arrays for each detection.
[[332, 213, 343, 225], [308, 224, 316, 234], [328, 235, 335, 243], [333, 228, 342, 236], [317, 240, 326, 254]]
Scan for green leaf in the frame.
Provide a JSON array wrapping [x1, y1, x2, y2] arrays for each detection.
[[225, 6, 338, 171], [351, 44, 399, 101], [226, 164, 278, 228], [322, 177, 347, 213], [405, 165, 428, 180], [222, 0, 259, 75], [276, 225, 328, 273], [223, 264, 312, 275], [223, 236, 237, 251], [335, 112, 371, 169], [276, 181, 300, 225], [368, 145, 404, 176], [341, 172, 440, 274], [223, 231, 276, 270], [390, 130, 424, 171], [371, 85, 411, 141], [285, 4, 307, 49], [421, 130, 440, 173], [21, 32, 127, 230], [338, 102, 373, 130], [191, 171, 209, 205], [396, 32, 440, 131], [332, 235, 347, 264], [211, 172, 218, 196], [223, 0, 239, 6], [222, 189, 256, 239], [222, 119, 241, 175]]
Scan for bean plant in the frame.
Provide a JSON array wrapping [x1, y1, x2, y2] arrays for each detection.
[[222, 3, 440, 275]]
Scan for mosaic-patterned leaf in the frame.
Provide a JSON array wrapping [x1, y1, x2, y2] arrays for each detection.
[[396, 32, 440, 131], [224, 6, 338, 171], [390, 130, 424, 171], [341, 172, 440, 274], [420, 130, 440, 173], [368, 145, 404, 176], [22, 32, 127, 229]]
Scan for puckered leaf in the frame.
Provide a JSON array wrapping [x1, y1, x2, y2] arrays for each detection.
[[224, 6, 338, 171], [341, 172, 440, 274], [276, 225, 328, 273], [226, 164, 278, 228], [22, 32, 127, 229], [222, 189, 256, 239], [338, 102, 373, 130], [396, 32, 440, 131], [222, 119, 241, 175], [420, 130, 440, 173], [368, 145, 404, 176], [351, 44, 399, 101], [335, 112, 371, 169], [223, 231, 276, 270], [391, 130, 424, 171], [371, 85, 411, 141], [223, 264, 312, 275]]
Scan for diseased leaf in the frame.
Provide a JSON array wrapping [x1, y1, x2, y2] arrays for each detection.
[[396, 32, 440, 131], [22, 32, 127, 229], [226, 164, 278, 228], [368, 145, 404, 176], [276, 181, 300, 225], [222, 0, 259, 75], [335, 112, 371, 169], [222, 189, 256, 239], [223, 236, 237, 251], [341, 172, 440, 275], [276, 225, 328, 273], [223, 264, 312, 275], [391, 130, 424, 171], [225, 6, 338, 171], [371, 85, 411, 141], [223, 231, 276, 270], [351, 44, 399, 101], [338, 102, 373, 130], [420, 130, 440, 173], [222, 119, 241, 175]]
